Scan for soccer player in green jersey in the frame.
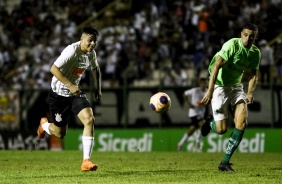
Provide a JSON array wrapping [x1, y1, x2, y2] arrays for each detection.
[[200, 23, 261, 172]]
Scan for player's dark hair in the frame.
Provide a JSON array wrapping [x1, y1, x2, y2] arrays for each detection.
[[82, 26, 99, 41], [243, 23, 258, 33]]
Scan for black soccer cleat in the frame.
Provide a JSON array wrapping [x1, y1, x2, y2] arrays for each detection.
[[218, 162, 235, 172], [201, 114, 213, 137]]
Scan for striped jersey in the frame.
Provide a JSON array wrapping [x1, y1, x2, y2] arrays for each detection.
[[51, 41, 98, 97]]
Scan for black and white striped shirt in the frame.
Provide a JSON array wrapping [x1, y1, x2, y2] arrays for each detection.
[[51, 41, 98, 97]]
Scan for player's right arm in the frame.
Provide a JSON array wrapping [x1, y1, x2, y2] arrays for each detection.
[[50, 64, 80, 95], [201, 56, 226, 104], [51, 45, 81, 96]]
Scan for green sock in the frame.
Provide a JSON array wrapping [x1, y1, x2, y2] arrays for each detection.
[[209, 119, 217, 133], [222, 128, 244, 164]]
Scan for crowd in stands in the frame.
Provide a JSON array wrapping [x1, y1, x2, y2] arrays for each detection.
[[1, 0, 282, 90]]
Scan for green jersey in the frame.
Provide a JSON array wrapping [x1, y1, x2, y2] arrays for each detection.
[[208, 38, 261, 86]]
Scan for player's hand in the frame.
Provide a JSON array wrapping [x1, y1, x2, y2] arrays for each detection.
[[196, 101, 202, 106], [69, 85, 81, 96], [94, 90, 102, 102], [246, 94, 254, 104], [201, 90, 213, 105]]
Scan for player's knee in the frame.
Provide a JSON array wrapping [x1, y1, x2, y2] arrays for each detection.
[[83, 116, 95, 127], [215, 120, 227, 134], [236, 121, 246, 130], [217, 128, 227, 135], [57, 131, 66, 139]]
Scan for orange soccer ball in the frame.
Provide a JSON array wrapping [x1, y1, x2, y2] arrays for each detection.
[[149, 92, 171, 113]]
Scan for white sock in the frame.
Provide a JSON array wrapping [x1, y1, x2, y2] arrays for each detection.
[[42, 122, 51, 135], [82, 136, 94, 160], [196, 130, 202, 144], [179, 133, 189, 146]]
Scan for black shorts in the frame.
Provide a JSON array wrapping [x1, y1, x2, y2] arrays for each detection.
[[190, 116, 203, 128], [48, 89, 91, 127]]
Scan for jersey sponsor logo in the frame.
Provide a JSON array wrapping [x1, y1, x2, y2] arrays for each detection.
[[72, 68, 85, 76]]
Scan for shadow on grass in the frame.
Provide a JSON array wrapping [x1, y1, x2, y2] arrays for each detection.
[[269, 167, 282, 171], [100, 169, 199, 176], [5, 169, 194, 180]]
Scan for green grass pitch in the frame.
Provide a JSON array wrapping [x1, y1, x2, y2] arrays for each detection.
[[0, 151, 281, 184]]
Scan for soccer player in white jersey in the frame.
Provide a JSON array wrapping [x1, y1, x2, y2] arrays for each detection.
[[201, 23, 261, 172], [37, 26, 101, 172], [177, 78, 207, 152]]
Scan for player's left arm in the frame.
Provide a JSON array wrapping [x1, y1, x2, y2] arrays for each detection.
[[246, 69, 258, 104], [246, 49, 261, 104], [91, 65, 102, 102]]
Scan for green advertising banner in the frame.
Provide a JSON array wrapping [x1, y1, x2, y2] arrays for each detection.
[[64, 128, 282, 153]]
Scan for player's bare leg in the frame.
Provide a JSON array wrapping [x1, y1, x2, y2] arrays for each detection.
[[194, 120, 204, 151], [201, 114, 227, 136], [37, 117, 48, 139], [178, 125, 197, 151], [215, 120, 228, 134], [194, 129, 203, 151], [198, 120, 204, 128], [219, 100, 247, 172], [49, 124, 67, 139], [78, 107, 97, 172], [37, 117, 67, 139]]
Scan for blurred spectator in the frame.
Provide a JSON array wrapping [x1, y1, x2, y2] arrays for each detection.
[[0, 92, 18, 130], [104, 48, 120, 86], [193, 46, 206, 78], [198, 7, 210, 44], [163, 65, 188, 87], [163, 67, 176, 86], [258, 39, 274, 85], [174, 65, 188, 86], [274, 40, 282, 84], [1, 0, 282, 90]]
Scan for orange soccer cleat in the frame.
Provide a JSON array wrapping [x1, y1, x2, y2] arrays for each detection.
[[37, 117, 48, 139], [81, 158, 98, 172]]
